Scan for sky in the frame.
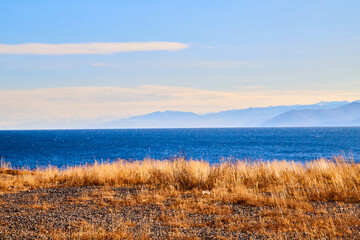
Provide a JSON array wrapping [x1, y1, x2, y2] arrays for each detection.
[[1, 0, 360, 128]]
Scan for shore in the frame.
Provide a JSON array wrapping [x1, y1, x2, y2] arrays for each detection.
[[0, 158, 359, 239]]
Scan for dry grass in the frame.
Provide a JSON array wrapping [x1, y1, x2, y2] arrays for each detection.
[[49, 219, 147, 240], [1, 157, 358, 203], [0, 156, 359, 239]]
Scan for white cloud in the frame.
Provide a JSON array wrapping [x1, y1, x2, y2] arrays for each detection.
[[1, 85, 360, 126], [192, 61, 264, 68], [0, 42, 189, 55], [91, 63, 108, 66], [0, 121, 13, 127]]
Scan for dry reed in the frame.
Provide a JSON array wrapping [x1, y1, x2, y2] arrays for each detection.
[[1, 157, 359, 239], [0, 156, 359, 204]]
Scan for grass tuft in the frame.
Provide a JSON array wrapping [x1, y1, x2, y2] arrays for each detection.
[[0, 157, 359, 203], [0, 157, 359, 238]]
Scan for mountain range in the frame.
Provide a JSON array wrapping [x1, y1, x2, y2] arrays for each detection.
[[6, 100, 360, 129], [99, 100, 360, 128]]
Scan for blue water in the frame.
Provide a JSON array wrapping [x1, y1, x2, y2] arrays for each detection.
[[0, 127, 359, 169]]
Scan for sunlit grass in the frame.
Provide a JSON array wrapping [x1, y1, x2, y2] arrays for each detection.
[[0, 157, 359, 239], [1, 156, 359, 203]]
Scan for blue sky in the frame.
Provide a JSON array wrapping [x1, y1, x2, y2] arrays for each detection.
[[0, 1, 360, 127]]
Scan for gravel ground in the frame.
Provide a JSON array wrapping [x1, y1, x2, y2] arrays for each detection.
[[0, 186, 359, 239]]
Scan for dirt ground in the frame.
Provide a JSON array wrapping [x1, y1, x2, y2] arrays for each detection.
[[0, 186, 359, 239]]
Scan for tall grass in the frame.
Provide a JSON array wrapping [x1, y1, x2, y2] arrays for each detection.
[[1, 157, 359, 203], [1, 157, 359, 238]]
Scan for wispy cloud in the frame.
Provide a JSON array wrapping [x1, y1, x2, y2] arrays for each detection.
[[192, 61, 264, 68], [0, 42, 189, 55], [1, 85, 359, 126], [91, 63, 108, 67]]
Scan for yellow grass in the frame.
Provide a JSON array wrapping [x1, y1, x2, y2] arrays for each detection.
[[0, 157, 359, 238], [0, 157, 359, 203]]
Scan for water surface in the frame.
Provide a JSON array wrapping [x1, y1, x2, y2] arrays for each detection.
[[0, 127, 359, 169]]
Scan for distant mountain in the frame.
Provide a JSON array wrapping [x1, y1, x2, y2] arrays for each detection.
[[100, 100, 354, 128], [262, 102, 360, 127], [102, 111, 200, 128], [102, 107, 287, 128], [7, 100, 356, 129], [201, 101, 349, 127]]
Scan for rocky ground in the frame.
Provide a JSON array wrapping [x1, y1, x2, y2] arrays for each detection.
[[0, 186, 359, 239]]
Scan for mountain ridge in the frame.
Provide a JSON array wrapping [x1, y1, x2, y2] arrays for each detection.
[[100, 100, 358, 128], [262, 102, 360, 127], [5, 100, 360, 129]]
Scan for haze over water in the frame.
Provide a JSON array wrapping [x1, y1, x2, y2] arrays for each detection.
[[1, 127, 359, 169]]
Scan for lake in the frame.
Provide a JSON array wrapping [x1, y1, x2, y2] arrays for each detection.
[[0, 127, 359, 169]]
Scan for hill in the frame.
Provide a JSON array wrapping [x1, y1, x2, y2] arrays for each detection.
[[262, 102, 360, 127], [100, 101, 353, 128]]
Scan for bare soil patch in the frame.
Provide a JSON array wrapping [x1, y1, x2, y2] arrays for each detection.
[[0, 186, 359, 239]]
